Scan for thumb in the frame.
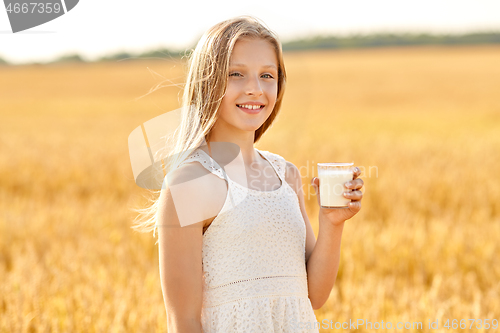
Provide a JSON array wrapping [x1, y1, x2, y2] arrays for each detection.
[[311, 177, 319, 194], [311, 177, 321, 206]]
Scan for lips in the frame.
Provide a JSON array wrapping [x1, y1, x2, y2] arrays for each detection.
[[237, 104, 264, 114]]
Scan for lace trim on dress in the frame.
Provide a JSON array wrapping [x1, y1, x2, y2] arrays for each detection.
[[178, 150, 227, 181], [203, 275, 309, 308], [208, 274, 306, 289]]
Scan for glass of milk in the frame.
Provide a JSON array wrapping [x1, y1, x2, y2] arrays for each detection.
[[317, 162, 354, 208]]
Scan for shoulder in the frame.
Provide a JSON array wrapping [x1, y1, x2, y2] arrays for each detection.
[[284, 161, 302, 195], [284, 160, 300, 179], [168, 158, 216, 186], [165, 160, 225, 190], [161, 156, 227, 227]]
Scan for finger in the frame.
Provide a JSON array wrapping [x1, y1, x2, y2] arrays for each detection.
[[348, 200, 361, 213], [311, 177, 319, 191], [344, 190, 363, 200], [351, 167, 361, 180], [347, 178, 364, 190]]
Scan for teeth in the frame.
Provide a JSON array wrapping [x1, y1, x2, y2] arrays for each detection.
[[238, 104, 262, 110]]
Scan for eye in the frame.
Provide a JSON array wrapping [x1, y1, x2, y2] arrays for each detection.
[[261, 73, 274, 79], [229, 72, 242, 77]]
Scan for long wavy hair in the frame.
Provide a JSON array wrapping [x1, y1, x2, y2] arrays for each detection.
[[130, 15, 287, 241]]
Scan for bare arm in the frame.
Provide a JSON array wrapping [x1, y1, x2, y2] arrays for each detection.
[[157, 163, 227, 332], [307, 168, 363, 309], [286, 161, 340, 310], [286, 162, 360, 310]]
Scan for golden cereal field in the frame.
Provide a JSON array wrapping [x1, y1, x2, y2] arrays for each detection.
[[1, 45, 500, 332]]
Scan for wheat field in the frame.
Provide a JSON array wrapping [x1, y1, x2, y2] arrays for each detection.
[[1, 45, 499, 332]]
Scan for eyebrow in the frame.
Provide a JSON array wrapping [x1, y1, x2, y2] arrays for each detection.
[[230, 63, 278, 70]]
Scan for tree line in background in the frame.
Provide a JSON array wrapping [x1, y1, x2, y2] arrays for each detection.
[[1, 31, 499, 66]]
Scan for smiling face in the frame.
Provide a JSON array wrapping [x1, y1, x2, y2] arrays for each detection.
[[214, 37, 279, 135]]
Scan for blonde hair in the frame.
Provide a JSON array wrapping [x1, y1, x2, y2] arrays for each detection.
[[130, 15, 287, 241]]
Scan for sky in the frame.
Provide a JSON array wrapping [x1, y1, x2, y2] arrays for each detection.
[[1, 0, 500, 65]]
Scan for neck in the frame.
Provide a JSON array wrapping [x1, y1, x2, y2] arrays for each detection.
[[206, 124, 260, 166]]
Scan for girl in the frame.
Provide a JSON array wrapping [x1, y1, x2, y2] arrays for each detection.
[[134, 15, 364, 332]]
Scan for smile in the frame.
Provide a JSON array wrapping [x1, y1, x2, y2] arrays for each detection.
[[237, 104, 264, 114], [237, 104, 264, 110]]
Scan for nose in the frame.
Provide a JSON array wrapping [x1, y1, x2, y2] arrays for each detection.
[[245, 75, 263, 97]]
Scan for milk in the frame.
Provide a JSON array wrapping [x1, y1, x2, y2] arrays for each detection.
[[317, 165, 354, 208]]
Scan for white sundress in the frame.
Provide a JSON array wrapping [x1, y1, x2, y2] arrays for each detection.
[[178, 147, 320, 333]]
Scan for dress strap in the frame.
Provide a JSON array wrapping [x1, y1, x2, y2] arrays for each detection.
[[178, 148, 228, 181], [255, 149, 287, 183], [179, 147, 287, 184]]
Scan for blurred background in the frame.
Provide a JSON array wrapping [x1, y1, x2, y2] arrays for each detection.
[[1, 1, 499, 332]]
